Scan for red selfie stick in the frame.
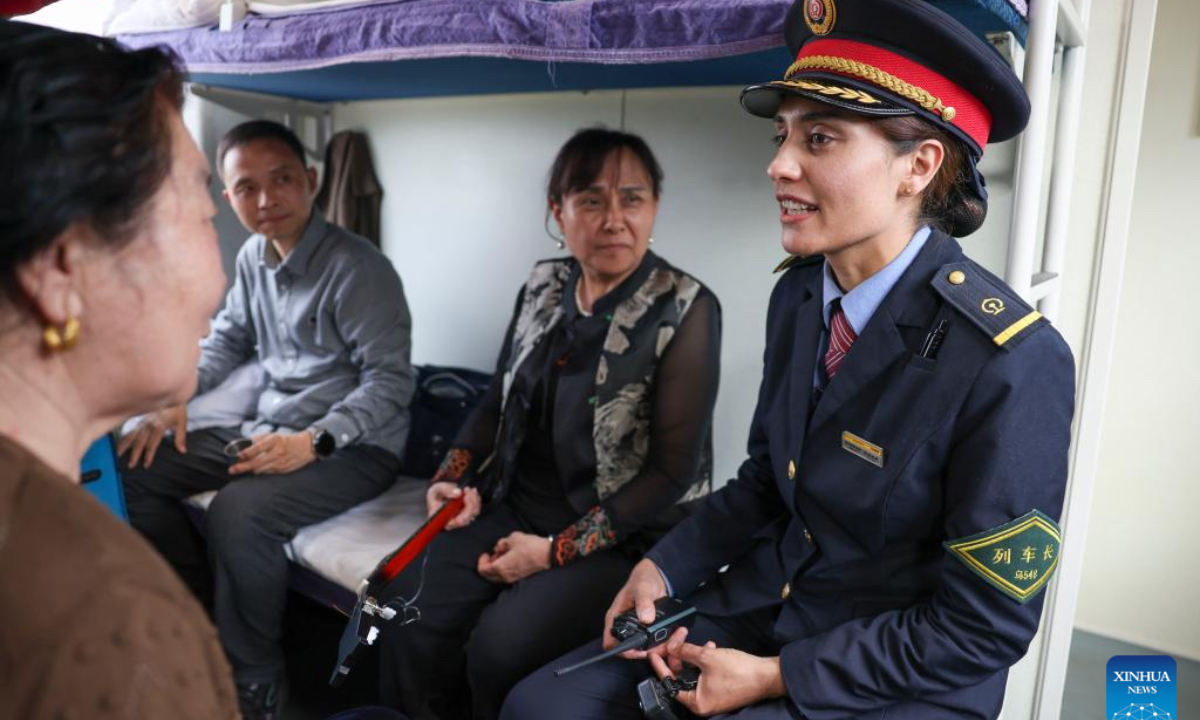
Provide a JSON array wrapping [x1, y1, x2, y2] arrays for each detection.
[[372, 492, 466, 585]]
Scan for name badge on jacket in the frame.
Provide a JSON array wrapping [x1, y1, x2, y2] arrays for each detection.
[[842, 431, 884, 468]]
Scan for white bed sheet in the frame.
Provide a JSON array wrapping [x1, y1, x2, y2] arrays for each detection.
[[105, 0, 396, 34], [187, 475, 428, 593], [247, 0, 399, 17]]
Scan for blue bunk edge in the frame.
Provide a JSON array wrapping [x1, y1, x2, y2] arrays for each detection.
[[120, 0, 1026, 102], [190, 49, 795, 102]]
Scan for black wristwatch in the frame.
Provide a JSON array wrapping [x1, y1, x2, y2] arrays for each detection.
[[311, 428, 336, 458]]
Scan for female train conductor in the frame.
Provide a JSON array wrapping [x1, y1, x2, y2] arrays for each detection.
[[503, 0, 1076, 717]]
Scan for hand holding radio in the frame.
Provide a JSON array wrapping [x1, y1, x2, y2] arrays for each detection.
[[553, 597, 697, 677], [647, 638, 787, 718], [603, 558, 672, 658]]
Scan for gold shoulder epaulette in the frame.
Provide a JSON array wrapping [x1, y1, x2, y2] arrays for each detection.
[[773, 254, 823, 274], [931, 261, 1047, 350]]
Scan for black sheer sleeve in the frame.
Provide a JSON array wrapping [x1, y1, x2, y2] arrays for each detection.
[[429, 288, 523, 485], [551, 290, 722, 566]]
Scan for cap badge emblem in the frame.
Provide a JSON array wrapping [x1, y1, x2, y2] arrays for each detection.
[[805, 0, 837, 36]]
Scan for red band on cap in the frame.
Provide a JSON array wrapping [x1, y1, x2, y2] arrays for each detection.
[[793, 38, 992, 149]]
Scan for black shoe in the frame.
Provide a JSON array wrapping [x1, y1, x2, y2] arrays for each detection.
[[237, 679, 286, 720]]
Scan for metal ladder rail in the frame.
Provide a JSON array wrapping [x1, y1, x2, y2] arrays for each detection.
[[1006, 0, 1084, 303], [1034, 0, 1090, 317]]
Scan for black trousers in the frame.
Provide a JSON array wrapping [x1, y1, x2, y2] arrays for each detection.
[[124, 426, 399, 683], [377, 502, 635, 720], [499, 608, 800, 720]]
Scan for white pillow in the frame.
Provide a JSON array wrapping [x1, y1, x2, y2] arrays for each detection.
[[106, 0, 224, 35]]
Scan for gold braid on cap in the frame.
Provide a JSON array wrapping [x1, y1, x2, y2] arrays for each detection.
[[785, 55, 958, 122], [774, 79, 882, 105]]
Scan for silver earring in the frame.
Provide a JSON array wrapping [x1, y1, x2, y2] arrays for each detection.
[[544, 214, 566, 249], [648, 236, 655, 245]]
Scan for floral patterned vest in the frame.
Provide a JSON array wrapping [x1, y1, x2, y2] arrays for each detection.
[[500, 257, 712, 503]]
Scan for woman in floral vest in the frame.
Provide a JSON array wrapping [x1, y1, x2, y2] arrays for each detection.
[[378, 128, 722, 720]]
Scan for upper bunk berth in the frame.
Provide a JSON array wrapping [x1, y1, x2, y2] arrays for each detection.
[[113, 0, 1031, 102]]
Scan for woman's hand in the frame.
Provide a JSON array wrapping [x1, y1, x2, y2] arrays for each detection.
[[477, 531, 551, 584], [427, 482, 481, 529], [602, 558, 669, 658], [118, 404, 188, 468], [649, 631, 787, 717], [229, 432, 316, 475]]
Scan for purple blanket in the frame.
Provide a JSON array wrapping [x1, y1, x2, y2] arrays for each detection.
[[119, 0, 794, 74]]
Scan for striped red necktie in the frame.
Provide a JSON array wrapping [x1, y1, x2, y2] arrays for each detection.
[[824, 300, 857, 380]]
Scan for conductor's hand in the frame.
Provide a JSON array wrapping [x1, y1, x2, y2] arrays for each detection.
[[427, 482, 481, 530], [118, 404, 188, 469], [603, 558, 669, 659], [648, 631, 786, 717], [230, 432, 316, 475]]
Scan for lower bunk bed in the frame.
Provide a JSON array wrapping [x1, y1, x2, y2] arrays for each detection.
[[184, 476, 429, 615], [172, 362, 490, 616]]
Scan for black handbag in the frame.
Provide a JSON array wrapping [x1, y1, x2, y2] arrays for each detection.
[[400, 364, 492, 478]]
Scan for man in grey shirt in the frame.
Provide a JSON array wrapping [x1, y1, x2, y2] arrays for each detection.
[[121, 120, 413, 720]]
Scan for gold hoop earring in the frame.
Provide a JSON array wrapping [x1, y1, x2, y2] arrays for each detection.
[[43, 317, 81, 352]]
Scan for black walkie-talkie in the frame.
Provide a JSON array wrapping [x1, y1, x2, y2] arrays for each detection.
[[638, 664, 701, 719], [554, 597, 696, 677]]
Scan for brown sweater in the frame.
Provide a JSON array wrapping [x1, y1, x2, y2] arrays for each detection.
[[0, 435, 239, 719]]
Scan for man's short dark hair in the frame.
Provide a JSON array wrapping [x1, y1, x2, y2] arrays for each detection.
[[0, 22, 185, 304], [217, 120, 308, 174]]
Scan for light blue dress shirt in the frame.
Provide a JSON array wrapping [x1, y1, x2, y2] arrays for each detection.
[[815, 226, 931, 388]]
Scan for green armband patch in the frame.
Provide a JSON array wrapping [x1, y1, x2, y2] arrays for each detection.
[[944, 510, 1062, 604]]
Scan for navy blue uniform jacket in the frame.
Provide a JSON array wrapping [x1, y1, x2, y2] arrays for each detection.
[[645, 232, 1076, 720]]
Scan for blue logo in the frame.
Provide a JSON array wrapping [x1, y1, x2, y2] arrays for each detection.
[[1107, 655, 1177, 720]]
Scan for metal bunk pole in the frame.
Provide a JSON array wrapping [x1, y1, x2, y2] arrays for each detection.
[[1006, 0, 1060, 299]]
